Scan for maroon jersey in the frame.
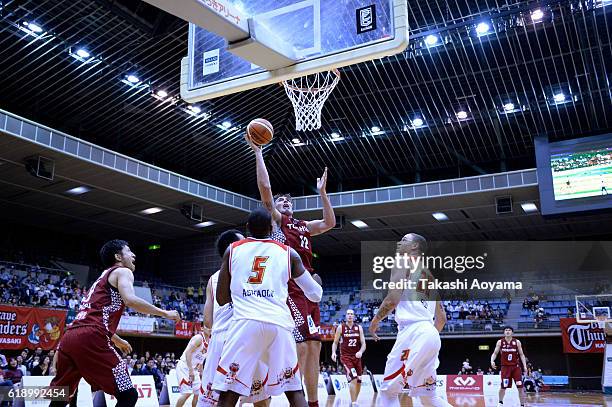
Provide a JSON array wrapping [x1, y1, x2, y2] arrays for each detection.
[[500, 338, 519, 366], [340, 323, 362, 358], [70, 266, 125, 336], [272, 214, 313, 297]]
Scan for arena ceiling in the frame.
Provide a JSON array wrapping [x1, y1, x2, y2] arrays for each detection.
[[0, 0, 610, 198]]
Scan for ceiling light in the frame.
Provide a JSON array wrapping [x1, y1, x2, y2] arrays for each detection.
[[195, 221, 215, 228], [331, 132, 341, 139], [475, 22, 491, 35], [553, 93, 566, 103], [521, 202, 538, 213], [140, 207, 163, 215], [188, 105, 201, 114], [292, 138, 301, 144], [75, 48, 90, 59], [424, 34, 439, 46], [503, 102, 515, 112], [222, 121, 232, 129], [24, 22, 43, 33], [65, 186, 91, 195], [126, 74, 140, 84], [371, 126, 381, 133], [412, 117, 424, 127], [456, 110, 468, 120], [156, 90, 168, 98], [350, 219, 369, 229], [432, 212, 449, 221], [530, 9, 544, 22]]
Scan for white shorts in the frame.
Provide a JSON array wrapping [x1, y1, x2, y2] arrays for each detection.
[[212, 320, 302, 397], [199, 327, 269, 406], [380, 321, 441, 397], [176, 360, 201, 394]]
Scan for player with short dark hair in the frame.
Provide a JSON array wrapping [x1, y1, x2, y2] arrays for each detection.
[[490, 326, 528, 407], [331, 309, 366, 406], [49, 240, 180, 407], [247, 135, 335, 407]]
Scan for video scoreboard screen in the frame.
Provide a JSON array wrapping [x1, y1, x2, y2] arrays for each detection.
[[535, 134, 612, 216]]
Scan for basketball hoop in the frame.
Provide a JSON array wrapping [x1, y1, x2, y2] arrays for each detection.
[[282, 69, 340, 131], [596, 315, 608, 330]]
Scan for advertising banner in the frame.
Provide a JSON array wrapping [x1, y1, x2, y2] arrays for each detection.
[[0, 305, 66, 350], [560, 318, 605, 353]]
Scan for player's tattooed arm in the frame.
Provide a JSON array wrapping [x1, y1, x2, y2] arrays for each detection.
[[517, 340, 528, 371], [306, 167, 336, 236], [331, 325, 342, 361], [490, 339, 502, 369], [216, 247, 232, 306], [203, 277, 214, 331], [370, 263, 404, 340], [247, 134, 281, 223]]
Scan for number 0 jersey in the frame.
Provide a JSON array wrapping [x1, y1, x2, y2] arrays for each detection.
[[229, 238, 294, 331], [500, 338, 520, 366]]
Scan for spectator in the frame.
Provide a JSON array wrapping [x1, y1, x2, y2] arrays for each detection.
[[476, 368, 484, 375], [142, 360, 163, 393], [462, 358, 472, 372], [487, 367, 496, 375], [567, 308, 575, 318], [2, 358, 23, 384], [31, 356, 51, 376], [131, 361, 145, 375], [15, 356, 27, 377], [0, 353, 5, 367]]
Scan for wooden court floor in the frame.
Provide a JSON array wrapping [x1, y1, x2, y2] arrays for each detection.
[[314, 392, 612, 406]]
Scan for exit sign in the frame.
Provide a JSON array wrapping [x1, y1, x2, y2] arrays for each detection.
[[478, 345, 490, 351]]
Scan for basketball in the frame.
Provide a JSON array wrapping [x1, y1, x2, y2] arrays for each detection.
[[247, 118, 274, 146]]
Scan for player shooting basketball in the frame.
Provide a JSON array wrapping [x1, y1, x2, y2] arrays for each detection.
[[246, 133, 336, 407]]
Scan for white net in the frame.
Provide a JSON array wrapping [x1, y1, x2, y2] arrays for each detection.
[[282, 69, 340, 131]]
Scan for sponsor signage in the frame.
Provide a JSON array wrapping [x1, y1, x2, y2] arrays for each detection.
[[560, 318, 605, 353], [18, 376, 92, 407], [103, 376, 158, 407], [0, 305, 66, 350], [117, 316, 155, 334], [446, 375, 483, 393], [330, 375, 350, 399], [175, 321, 194, 338]]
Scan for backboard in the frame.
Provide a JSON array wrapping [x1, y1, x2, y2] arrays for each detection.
[[180, 0, 408, 102], [576, 294, 612, 327]]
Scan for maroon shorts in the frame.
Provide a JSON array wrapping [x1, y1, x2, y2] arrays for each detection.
[[340, 356, 363, 383], [501, 365, 523, 388], [51, 326, 133, 398], [287, 292, 321, 342]]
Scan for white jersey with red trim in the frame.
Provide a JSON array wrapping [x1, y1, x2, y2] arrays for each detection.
[[395, 266, 436, 326], [210, 270, 233, 334], [179, 333, 208, 368], [229, 237, 294, 331]]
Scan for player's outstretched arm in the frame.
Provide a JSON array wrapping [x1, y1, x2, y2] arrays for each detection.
[[290, 248, 323, 302], [434, 301, 447, 332], [517, 340, 528, 371], [113, 268, 180, 320], [306, 167, 336, 236], [356, 325, 366, 358], [331, 325, 342, 362], [203, 277, 214, 331], [246, 134, 281, 223], [216, 247, 232, 306], [490, 340, 501, 369]]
